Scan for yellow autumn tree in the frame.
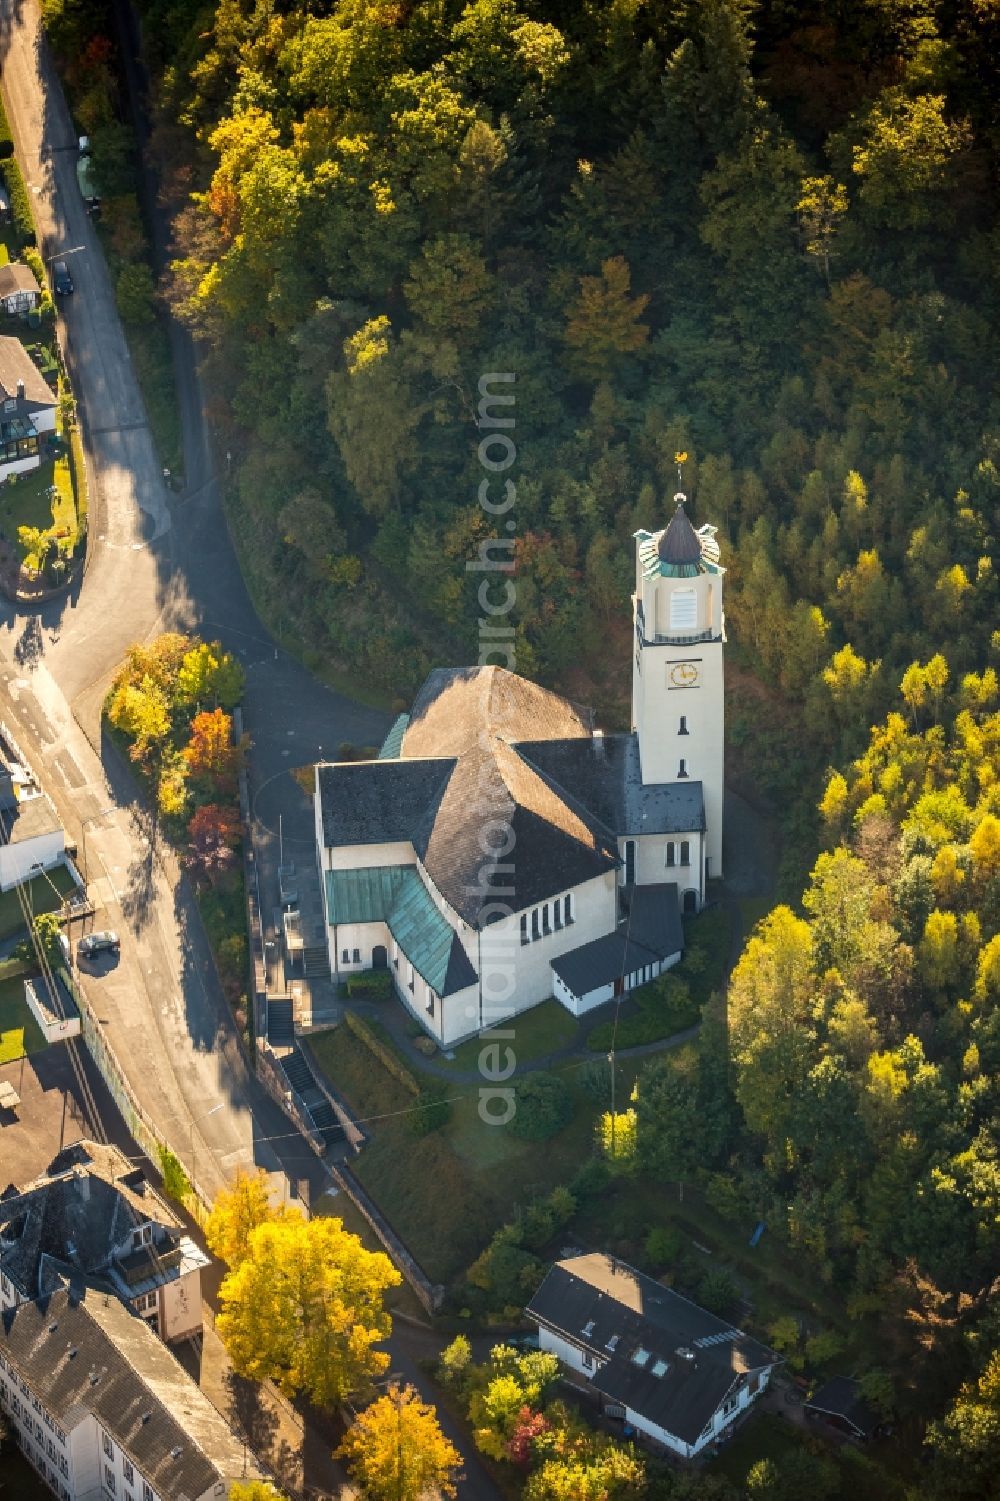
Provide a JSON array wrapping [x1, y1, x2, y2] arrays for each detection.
[[216, 1215, 400, 1407], [205, 1169, 300, 1269], [336, 1384, 462, 1501]]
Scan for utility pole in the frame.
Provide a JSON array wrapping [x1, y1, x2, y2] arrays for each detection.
[[608, 1049, 616, 1158]]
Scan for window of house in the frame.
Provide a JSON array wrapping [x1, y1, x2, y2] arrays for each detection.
[[542, 903, 551, 935], [554, 900, 562, 929], [520, 914, 528, 946], [352, 948, 360, 963], [104, 1465, 116, 1494], [722, 1393, 739, 1416], [678, 759, 688, 778], [341, 948, 349, 964], [582, 1352, 595, 1370], [748, 1373, 760, 1395], [624, 840, 636, 885], [124, 1458, 134, 1483], [679, 715, 688, 734], [564, 894, 573, 925], [103, 1433, 114, 1459], [407, 964, 414, 993], [666, 842, 675, 867], [669, 588, 697, 631], [680, 841, 690, 864], [426, 989, 435, 1018], [531, 909, 540, 941], [143, 1484, 154, 1501]]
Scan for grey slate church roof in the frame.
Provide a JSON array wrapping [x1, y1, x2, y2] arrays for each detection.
[[527, 1254, 778, 1447], [1, 1284, 264, 1495], [318, 667, 705, 928], [518, 734, 705, 837]]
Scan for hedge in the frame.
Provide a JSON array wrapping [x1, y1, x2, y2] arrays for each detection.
[[345, 970, 392, 999], [343, 1009, 421, 1096], [1, 158, 36, 248], [0, 95, 13, 159]]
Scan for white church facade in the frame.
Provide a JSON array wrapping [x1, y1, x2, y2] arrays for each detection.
[[314, 502, 725, 1048]]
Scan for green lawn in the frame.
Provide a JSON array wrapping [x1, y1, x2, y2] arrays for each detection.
[[709, 1412, 805, 1482], [440, 997, 578, 1070], [0, 969, 46, 1062], [308, 1022, 608, 1284], [0, 864, 77, 941]]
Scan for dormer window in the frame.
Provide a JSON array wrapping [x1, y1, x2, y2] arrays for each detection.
[[651, 1357, 669, 1377], [130, 1226, 152, 1251], [581, 1320, 595, 1337], [632, 1347, 651, 1367], [669, 588, 697, 631], [605, 1334, 620, 1352]]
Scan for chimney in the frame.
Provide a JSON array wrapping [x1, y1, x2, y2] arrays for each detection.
[[16, 379, 24, 401]]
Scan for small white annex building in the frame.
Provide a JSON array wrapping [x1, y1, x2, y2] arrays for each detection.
[[315, 501, 725, 1047], [526, 1253, 779, 1459]]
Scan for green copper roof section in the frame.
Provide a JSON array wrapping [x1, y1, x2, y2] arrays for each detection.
[[325, 865, 410, 925], [324, 864, 469, 995], [378, 714, 409, 760], [386, 871, 459, 996]]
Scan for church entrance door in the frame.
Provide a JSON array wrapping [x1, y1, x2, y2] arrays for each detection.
[[372, 944, 388, 969], [683, 889, 698, 915]]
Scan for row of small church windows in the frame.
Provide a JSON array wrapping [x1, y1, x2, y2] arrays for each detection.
[[666, 842, 691, 867], [520, 893, 574, 945]]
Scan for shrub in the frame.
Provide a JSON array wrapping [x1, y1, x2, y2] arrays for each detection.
[[578, 1056, 613, 1103], [343, 1010, 420, 1095], [345, 970, 392, 999], [509, 1072, 574, 1141], [645, 1226, 682, 1267], [698, 1267, 738, 1315], [569, 1155, 610, 1200], [24, 246, 46, 288], [158, 1144, 192, 1203], [409, 1081, 452, 1136], [1, 158, 36, 247]]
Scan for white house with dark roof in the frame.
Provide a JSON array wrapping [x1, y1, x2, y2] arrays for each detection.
[[0, 262, 41, 315], [0, 334, 56, 480], [0, 1282, 266, 1500], [0, 1141, 208, 1345], [315, 501, 725, 1046], [526, 1253, 778, 1458]]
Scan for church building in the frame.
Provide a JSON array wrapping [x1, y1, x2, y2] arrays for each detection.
[[314, 501, 725, 1048]]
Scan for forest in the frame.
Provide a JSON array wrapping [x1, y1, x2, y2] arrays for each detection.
[[37, 0, 999, 1493]]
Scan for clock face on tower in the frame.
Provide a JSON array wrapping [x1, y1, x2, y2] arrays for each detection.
[[669, 662, 700, 687]]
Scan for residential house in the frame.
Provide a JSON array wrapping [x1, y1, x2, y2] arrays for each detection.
[[0, 1140, 208, 1344], [314, 499, 725, 1046], [0, 262, 41, 315], [0, 333, 56, 479], [526, 1252, 779, 1459], [0, 1282, 266, 1501], [0, 724, 65, 891]]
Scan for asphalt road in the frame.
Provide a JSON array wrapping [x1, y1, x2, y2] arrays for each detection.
[[0, 9, 508, 1496], [0, 0, 385, 1203]]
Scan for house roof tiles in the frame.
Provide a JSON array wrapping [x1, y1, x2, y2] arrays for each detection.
[[527, 1253, 777, 1447], [0, 334, 55, 407], [0, 1284, 264, 1495]]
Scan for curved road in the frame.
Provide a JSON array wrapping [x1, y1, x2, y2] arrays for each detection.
[[0, 0, 386, 1204]]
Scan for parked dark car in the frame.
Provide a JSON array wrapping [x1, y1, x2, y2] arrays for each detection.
[[53, 260, 74, 296], [78, 930, 119, 958]]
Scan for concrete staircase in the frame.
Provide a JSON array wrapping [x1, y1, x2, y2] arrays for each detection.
[[302, 945, 330, 979], [279, 1047, 344, 1151], [267, 997, 294, 1048]]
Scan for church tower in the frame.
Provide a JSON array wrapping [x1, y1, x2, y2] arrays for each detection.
[[632, 497, 725, 880]]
